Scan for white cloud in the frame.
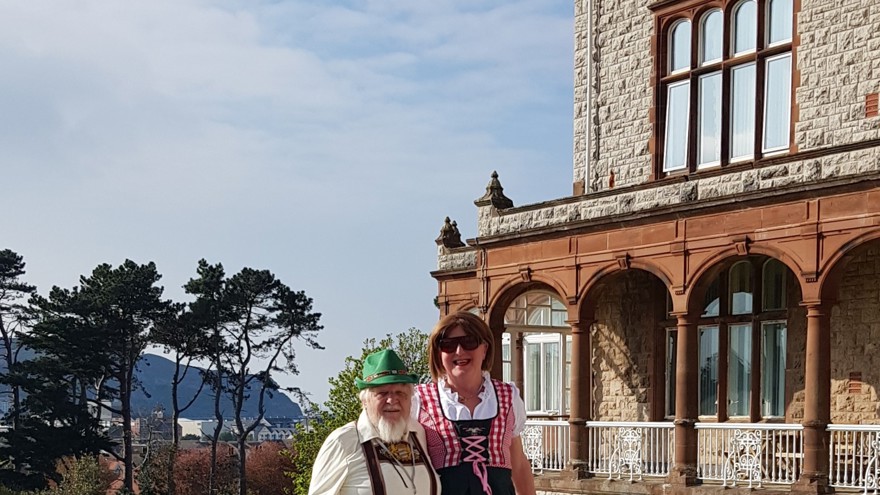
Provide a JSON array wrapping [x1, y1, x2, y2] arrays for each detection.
[[0, 0, 573, 403]]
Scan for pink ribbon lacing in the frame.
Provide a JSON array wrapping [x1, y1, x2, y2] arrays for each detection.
[[462, 435, 492, 495]]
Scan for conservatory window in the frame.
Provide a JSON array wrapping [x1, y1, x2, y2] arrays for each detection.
[[504, 291, 570, 415], [762, 259, 787, 310], [729, 261, 753, 315], [666, 328, 678, 418], [728, 323, 753, 417], [699, 326, 719, 416], [761, 321, 787, 417]]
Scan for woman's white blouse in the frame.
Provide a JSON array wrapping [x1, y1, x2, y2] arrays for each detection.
[[413, 371, 527, 436]]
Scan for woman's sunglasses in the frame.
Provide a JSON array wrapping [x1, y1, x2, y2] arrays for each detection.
[[438, 335, 482, 353]]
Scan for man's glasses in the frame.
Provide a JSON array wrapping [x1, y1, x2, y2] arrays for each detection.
[[438, 335, 482, 353]]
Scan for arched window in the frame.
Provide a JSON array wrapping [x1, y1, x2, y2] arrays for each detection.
[[729, 261, 753, 315], [762, 259, 787, 310], [732, 0, 757, 55], [664, 19, 692, 172], [700, 10, 723, 65], [686, 256, 789, 419], [504, 292, 570, 415], [657, 0, 792, 173], [670, 20, 692, 73]]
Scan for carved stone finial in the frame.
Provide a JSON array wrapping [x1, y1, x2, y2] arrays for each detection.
[[474, 170, 514, 209], [436, 216, 465, 248]]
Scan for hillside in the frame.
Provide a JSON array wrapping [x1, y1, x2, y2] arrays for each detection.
[[0, 350, 303, 420], [134, 354, 303, 419]]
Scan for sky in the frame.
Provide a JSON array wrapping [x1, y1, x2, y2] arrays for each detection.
[[1, 0, 574, 406]]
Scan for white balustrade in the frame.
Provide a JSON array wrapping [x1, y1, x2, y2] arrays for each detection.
[[522, 419, 570, 472], [828, 424, 880, 493], [585, 421, 675, 479], [696, 423, 803, 486]]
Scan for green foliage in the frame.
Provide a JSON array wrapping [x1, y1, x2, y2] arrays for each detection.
[[136, 444, 173, 495], [184, 260, 323, 495], [283, 327, 429, 495], [15, 260, 172, 493], [40, 456, 115, 495]]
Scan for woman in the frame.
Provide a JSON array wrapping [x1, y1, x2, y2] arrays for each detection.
[[414, 311, 536, 495]]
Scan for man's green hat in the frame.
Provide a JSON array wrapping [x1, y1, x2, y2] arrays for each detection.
[[355, 349, 419, 390]]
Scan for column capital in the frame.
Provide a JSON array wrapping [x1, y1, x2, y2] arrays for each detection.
[[566, 319, 594, 333]]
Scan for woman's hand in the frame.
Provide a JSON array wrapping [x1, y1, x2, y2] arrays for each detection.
[[510, 436, 537, 495]]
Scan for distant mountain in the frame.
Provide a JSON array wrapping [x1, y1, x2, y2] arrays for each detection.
[[134, 354, 303, 420], [0, 349, 302, 420]]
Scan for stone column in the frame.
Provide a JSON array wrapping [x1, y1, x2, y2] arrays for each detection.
[[566, 318, 592, 479], [669, 313, 699, 486], [793, 303, 831, 494]]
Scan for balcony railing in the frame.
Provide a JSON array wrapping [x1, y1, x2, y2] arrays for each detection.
[[522, 419, 880, 491], [522, 419, 569, 473], [695, 422, 803, 486], [586, 421, 675, 480], [828, 424, 880, 493]]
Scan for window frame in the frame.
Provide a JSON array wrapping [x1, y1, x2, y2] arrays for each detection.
[[664, 255, 790, 422], [652, 0, 795, 179]]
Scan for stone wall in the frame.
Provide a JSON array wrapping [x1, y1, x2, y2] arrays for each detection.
[[573, 0, 654, 191], [436, 246, 477, 271], [571, 0, 880, 195], [478, 145, 880, 238], [829, 243, 880, 424], [796, 0, 880, 151], [591, 271, 660, 421]]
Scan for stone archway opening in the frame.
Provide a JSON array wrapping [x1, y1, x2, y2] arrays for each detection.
[[684, 255, 803, 423]]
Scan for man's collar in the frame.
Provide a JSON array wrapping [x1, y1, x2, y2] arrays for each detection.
[[357, 410, 381, 442]]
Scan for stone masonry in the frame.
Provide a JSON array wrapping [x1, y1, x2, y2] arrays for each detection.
[[829, 245, 880, 424], [591, 271, 660, 422], [796, 0, 880, 150], [572, 0, 880, 192]]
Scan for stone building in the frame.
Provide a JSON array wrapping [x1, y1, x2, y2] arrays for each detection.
[[431, 0, 880, 494]]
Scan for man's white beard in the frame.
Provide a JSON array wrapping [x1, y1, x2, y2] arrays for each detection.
[[375, 416, 409, 443]]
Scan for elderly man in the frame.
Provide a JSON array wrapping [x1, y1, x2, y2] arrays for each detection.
[[309, 349, 440, 495]]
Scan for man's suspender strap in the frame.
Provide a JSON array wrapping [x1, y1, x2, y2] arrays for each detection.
[[360, 440, 386, 495]]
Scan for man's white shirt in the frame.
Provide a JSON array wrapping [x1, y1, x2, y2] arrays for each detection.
[[308, 410, 439, 495]]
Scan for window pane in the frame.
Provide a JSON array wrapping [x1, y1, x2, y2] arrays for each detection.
[[763, 54, 792, 151], [702, 278, 720, 317], [670, 20, 691, 72], [699, 326, 719, 416], [698, 72, 722, 166], [502, 341, 511, 361], [769, 0, 793, 44], [664, 82, 690, 171], [730, 63, 756, 160], [544, 342, 560, 412], [551, 309, 566, 327], [730, 261, 753, 315], [526, 343, 541, 411], [564, 338, 571, 413], [505, 307, 526, 325], [666, 329, 678, 418], [728, 324, 752, 417], [701, 10, 723, 64], [733, 0, 757, 54], [503, 363, 511, 382], [762, 322, 787, 417], [527, 306, 550, 326], [762, 259, 787, 310]]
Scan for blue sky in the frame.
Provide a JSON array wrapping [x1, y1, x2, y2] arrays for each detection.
[[1, 0, 574, 405]]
